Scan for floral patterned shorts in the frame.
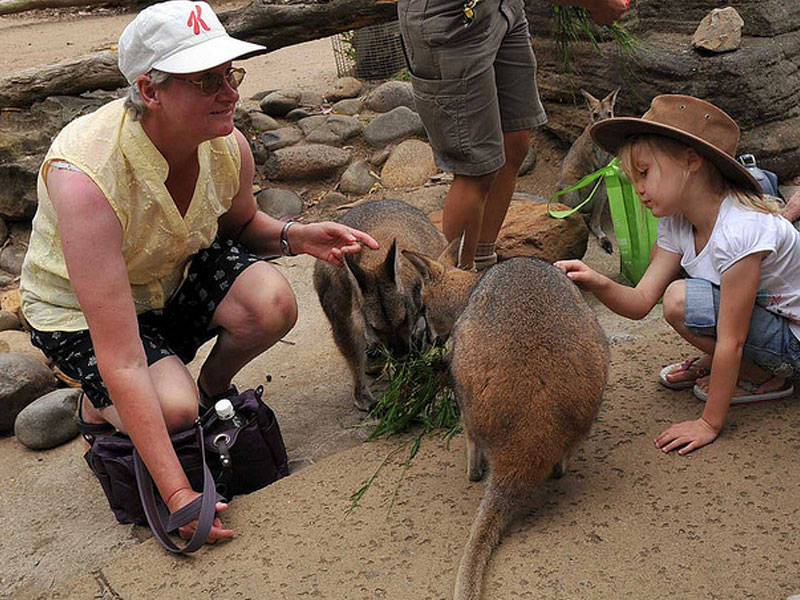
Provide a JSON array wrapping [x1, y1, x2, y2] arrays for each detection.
[[30, 237, 263, 409]]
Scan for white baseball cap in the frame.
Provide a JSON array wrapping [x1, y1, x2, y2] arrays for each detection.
[[118, 0, 266, 84]]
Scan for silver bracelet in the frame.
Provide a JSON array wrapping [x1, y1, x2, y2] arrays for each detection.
[[279, 220, 297, 256]]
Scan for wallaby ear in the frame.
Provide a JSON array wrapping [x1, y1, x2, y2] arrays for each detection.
[[383, 239, 399, 284], [580, 88, 600, 109], [438, 234, 463, 269], [345, 253, 370, 292], [604, 87, 620, 107], [402, 249, 444, 282]]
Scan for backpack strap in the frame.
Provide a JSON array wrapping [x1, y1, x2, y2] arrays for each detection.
[[548, 159, 621, 219], [133, 423, 220, 554]]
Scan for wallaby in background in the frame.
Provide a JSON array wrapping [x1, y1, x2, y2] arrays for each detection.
[[556, 88, 620, 254], [313, 199, 445, 410], [403, 240, 610, 600]]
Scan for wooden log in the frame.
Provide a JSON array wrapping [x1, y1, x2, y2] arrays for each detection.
[[0, 0, 397, 107], [0, 0, 117, 16], [218, 0, 399, 51], [0, 51, 126, 108]]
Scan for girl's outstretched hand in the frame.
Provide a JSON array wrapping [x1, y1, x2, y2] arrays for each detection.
[[654, 418, 719, 455], [553, 259, 604, 291]]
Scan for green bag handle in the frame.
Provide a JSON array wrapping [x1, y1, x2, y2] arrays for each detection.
[[547, 158, 621, 219]]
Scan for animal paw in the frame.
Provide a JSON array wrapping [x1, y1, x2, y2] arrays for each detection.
[[354, 388, 376, 412]]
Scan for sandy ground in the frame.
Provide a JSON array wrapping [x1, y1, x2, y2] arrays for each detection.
[[1, 5, 799, 600]]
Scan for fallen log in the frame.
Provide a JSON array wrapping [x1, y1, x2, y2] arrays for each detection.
[[218, 0, 398, 49], [0, 51, 125, 108], [0, 0, 119, 16], [1, 0, 398, 107]]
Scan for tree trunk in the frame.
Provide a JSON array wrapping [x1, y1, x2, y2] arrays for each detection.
[[0, 0, 116, 16], [0, 51, 125, 108], [218, 0, 398, 50], [0, 0, 398, 107]]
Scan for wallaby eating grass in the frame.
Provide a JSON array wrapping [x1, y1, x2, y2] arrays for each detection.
[[403, 240, 609, 600], [556, 88, 620, 254], [313, 199, 445, 410]]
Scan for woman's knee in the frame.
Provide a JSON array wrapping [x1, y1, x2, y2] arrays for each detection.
[[217, 263, 298, 340], [150, 356, 199, 432], [662, 280, 686, 328]]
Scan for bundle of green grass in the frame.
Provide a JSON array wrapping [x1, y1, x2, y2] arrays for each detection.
[[347, 343, 459, 514]]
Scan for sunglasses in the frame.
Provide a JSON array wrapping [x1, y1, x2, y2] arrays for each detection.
[[170, 67, 246, 96]]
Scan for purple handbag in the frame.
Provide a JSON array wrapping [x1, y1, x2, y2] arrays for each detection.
[[83, 387, 289, 552]]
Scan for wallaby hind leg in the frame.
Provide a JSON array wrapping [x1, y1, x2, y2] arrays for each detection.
[[550, 447, 574, 479], [589, 190, 613, 254], [465, 429, 488, 482]]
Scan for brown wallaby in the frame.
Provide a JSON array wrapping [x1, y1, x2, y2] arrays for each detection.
[[313, 199, 445, 410], [556, 88, 620, 254], [403, 239, 609, 600]]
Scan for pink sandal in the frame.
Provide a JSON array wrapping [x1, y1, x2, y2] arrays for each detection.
[[658, 356, 710, 390]]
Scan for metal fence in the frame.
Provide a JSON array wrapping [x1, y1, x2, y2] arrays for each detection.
[[331, 21, 407, 80]]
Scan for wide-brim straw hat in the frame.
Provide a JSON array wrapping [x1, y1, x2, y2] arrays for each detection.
[[590, 94, 761, 194]]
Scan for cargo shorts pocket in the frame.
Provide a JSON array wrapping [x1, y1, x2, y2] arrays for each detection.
[[410, 74, 469, 164]]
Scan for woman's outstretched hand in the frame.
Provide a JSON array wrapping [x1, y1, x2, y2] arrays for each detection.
[[291, 222, 379, 267]]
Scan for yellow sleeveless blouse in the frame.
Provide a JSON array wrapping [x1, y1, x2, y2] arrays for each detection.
[[20, 99, 241, 331]]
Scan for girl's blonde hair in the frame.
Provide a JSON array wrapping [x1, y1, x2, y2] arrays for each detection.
[[617, 135, 779, 214]]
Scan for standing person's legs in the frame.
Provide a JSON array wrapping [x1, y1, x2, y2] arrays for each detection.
[[474, 4, 545, 269]]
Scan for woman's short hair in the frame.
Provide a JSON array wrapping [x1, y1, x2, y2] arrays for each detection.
[[123, 69, 171, 121]]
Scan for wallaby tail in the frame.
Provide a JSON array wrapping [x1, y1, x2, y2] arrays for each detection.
[[454, 482, 518, 600]]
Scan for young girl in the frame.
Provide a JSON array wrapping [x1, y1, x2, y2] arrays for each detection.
[[555, 94, 800, 455]]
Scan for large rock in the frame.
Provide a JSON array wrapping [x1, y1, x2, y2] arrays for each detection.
[[0, 156, 38, 220], [380, 140, 438, 188], [14, 388, 81, 450], [256, 188, 304, 219], [331, 98, 363, 116], [269, 144, 351, 180], [0, 330, 50, 364], [524, 0, 800, 180], [324, 77, 363, 102], [340, 160, 379, 195], [304, 115, 363, 145], [259, 127, 304, 151], [693, 7, 745, 53], [363, 106, 426, 147], [0, 310, 21, 332], [248, 111, 280, 133], [0, 217, 7, 245], [363, 81, 415, 113], [260, 89, 303, 117], [429, 200, 588, 263], [0, 353, 57, 433], [0, 241, 26, 275]]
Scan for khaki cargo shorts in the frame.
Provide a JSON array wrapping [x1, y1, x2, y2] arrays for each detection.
[[398, 0, 546, 176]]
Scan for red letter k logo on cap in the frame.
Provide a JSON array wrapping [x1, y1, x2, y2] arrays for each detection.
[[187, 4, 210, 35]]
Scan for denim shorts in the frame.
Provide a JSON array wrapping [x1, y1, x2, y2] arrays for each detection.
[[684, 278, 800, 377], [397, 0, 547, 176], [30, 238, 263, 409]]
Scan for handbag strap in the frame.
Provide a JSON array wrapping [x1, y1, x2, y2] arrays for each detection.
[[133, 423, 219, 554], [547, 158, 620, 219]]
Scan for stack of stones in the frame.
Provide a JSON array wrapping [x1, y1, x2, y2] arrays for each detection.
[[236, 76, 441, 219]]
